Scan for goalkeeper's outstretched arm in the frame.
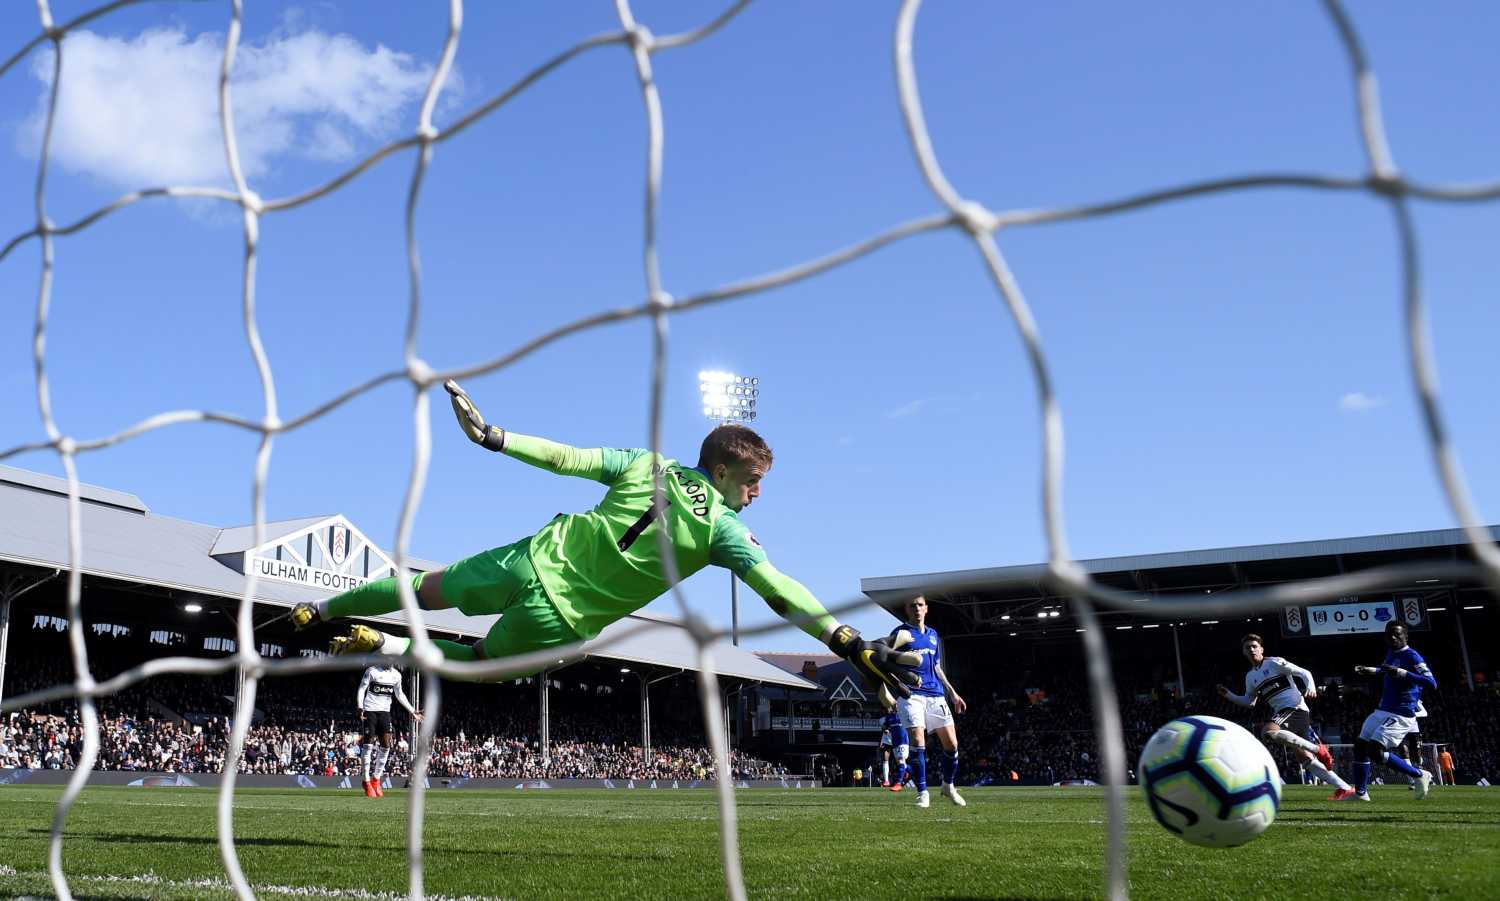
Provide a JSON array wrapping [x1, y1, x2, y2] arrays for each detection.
[[740, 561, 920, 698], [444, 379, 638, 483]]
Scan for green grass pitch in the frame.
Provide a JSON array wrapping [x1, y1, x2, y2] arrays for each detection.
[[0, 785, 1495, 899]]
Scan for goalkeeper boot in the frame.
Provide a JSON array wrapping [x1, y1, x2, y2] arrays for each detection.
[[290, 603, 322, 631], [915, 790, 930, 809], [331, 624, 386, 656], [941, 783, 967, 808]]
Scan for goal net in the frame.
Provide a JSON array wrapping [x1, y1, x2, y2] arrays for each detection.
[[4, 1, 1499, 899], [1313, 742, 1449, 787]]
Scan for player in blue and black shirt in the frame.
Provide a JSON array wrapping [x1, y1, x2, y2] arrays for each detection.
[[878, 702, 909, 790], [1344, 621, 1437, 801], [888, 596, 967, 809]]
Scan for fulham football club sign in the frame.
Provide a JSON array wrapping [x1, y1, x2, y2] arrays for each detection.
[[213, 515, 401, 594]]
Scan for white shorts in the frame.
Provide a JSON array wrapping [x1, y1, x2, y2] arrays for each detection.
[[1360, 710, 1418, 749], [897, 694, 954, 734]]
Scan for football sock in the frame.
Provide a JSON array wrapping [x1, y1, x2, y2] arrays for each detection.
[[942, 749, 959, 786], [376, 632, 411, 656], [1268, 730, 1318, 754], [1383, 750, 1421, 778], [1304, 758, 1350, 791], [881, 759, 890, 783], [326, 574, 426, 620], [373, 746, 389, 779], [372, 632, 499, 663], [912, 748, 928, 793], [362, 746, 373, 781], [1354, 760, 1372, 794]]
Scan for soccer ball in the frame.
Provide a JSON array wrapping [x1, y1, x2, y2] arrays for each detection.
[[1138, 715, 1281, 848]]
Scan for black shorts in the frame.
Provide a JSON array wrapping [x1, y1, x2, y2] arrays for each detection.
[[362, 710, 393, 740], [1261, 708, 1314, 743]]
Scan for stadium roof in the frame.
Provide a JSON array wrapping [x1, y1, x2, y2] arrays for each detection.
[[861, 524, 1500, 633], [0, 464, 814, 690]]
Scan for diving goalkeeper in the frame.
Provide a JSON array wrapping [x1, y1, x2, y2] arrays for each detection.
[[290, 381, 919, 697]]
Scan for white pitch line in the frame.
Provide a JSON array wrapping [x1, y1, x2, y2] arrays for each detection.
[[0, 866, 511, 900]]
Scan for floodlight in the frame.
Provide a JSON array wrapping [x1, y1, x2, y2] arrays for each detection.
[[184, 603, 203, 613], [700, 370, 761, 426]]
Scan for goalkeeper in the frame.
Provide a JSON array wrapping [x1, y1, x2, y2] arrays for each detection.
[[290, 381, 919, 697]]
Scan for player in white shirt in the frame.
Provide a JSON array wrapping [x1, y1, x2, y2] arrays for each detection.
[[357, 664, 423, 798], [1216, 633, 1355, 800]]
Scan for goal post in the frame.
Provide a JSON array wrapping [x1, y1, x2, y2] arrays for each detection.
[[3, 1, 1499, 899]]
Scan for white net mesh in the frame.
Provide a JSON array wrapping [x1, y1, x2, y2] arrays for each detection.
[[4, 1, 1500, 899]]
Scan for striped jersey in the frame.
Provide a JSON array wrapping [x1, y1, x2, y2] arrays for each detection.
[[1226, 656, 1314, 713], [357, 666, 411, 714]]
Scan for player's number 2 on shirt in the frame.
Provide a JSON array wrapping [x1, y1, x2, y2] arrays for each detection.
[[617, 498, 672, 551]]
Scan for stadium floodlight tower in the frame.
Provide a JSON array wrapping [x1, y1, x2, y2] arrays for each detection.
[[699, 370, 760, 645]]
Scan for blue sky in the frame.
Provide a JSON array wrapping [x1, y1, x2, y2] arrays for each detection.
[[3, 2, 1498, 652]]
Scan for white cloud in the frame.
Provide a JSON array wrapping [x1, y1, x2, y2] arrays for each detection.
[[884, 398, 929, 420], [19, 25, 454, 189], [1340, 392, 1385, 412]]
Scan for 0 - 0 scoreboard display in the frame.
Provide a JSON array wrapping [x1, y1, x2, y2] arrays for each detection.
[[1279, 596, 1429, 638]]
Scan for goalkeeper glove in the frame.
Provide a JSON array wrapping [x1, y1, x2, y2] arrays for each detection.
[[827, 625, 921, 700], [444, 380, 506, 451]]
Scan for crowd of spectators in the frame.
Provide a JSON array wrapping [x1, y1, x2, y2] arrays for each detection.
[[0, 706, 787, 781], [4, 636, 1493, 787], [953, 679, 1500, 786], [1, 650, 786, 782]]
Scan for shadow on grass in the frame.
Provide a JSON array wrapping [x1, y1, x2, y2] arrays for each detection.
[[29, 828, 671, 861], [932, 897, 1082, 901], [26, 828, 343, 848]]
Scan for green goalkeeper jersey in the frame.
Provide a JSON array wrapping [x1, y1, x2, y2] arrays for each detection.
[[503, 436, 831, 641]]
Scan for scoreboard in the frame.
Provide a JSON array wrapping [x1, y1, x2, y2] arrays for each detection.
[[1280, 596, 1429, 639]]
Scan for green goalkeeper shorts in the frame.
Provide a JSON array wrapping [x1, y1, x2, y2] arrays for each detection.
[[440, 535, 582, 660]]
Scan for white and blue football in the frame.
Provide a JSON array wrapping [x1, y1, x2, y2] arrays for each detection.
[[1138, 715, 1281, 848]]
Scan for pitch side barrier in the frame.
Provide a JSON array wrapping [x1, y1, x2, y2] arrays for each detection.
[[0, 769, 820, 790]]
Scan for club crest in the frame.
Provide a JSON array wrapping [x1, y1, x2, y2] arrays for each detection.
[[1402, 597, 1422, 626], [330, 525, 349, 566]]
